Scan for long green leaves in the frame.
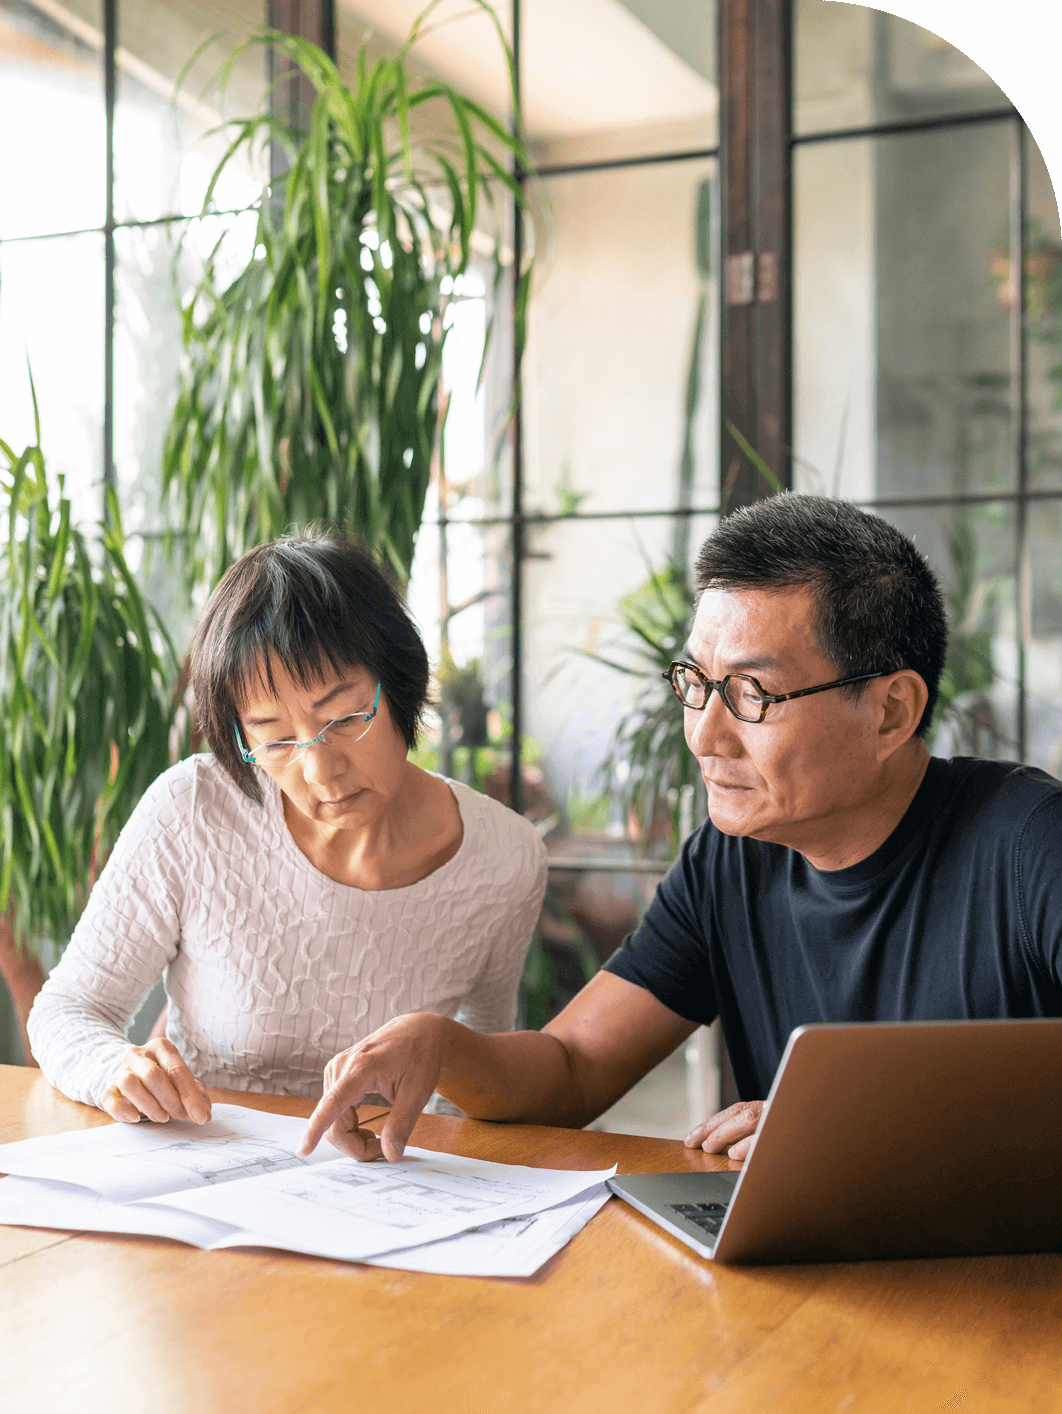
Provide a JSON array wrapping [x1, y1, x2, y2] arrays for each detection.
[[0, 441, 181, 958], [165, 10, 529, 593], [586, 561, 701, 850]]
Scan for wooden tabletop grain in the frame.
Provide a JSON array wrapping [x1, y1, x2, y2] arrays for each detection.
[[1, 1064, 1060, 1414]]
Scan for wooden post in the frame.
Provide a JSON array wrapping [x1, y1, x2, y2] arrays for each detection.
[[268, 0, 336, 186], [719, 0, 792, 511]]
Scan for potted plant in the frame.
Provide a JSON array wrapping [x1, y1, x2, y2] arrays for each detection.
[[164, 7, 530, 593], [585, 558, 701, 852], [0, 413, 181, 1063]]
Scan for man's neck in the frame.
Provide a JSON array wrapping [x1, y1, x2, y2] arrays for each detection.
[[795, 742, 933, 872]]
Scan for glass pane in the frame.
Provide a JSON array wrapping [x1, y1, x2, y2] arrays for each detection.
[[524, 0, 717, 168], [525, 158, 719, 516], [113, 218, 239, 652], [524, 510, 712, 842], [875, 502, 1018, 761], [340, 0, 717, 170], [793, 121, 1015, 501], [1025, 130, 1062, 492], [0, 232, 104, 511], [794, 0, 1009, 137], [338, 1, 514, 171], [407, 516, 515, 803], [523, 511, 712, 977], [0, 0, 105, 239], [1028, 499, 1062, 774], [404, 237, 517, 798], [113, 213, 255, 534], [114, 0, 268, 225]]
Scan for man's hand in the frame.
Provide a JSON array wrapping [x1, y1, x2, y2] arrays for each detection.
[[100, 1037, 211, 1125], [684, 1100, 766, 1162], [298, 1013, 450, 1163]]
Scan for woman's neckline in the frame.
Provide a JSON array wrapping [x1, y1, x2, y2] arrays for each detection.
[[269, 771, 470, 895]]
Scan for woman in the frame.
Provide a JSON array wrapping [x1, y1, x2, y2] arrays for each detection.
[[28, 531, 546, 1124]]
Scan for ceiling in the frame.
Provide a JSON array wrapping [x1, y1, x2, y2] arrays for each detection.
[[339, 0, 717, 139]]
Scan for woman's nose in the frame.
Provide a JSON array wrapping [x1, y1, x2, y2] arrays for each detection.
[[298, 739, 344, 783]]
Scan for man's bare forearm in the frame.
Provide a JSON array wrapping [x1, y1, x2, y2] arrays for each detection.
[[299, 974, 696, 1161], [435, 972, 697, 1129], [434, 1020, 597, 1127]]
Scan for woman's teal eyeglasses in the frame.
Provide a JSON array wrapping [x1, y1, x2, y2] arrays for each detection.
[[235, 682, 381, 770]]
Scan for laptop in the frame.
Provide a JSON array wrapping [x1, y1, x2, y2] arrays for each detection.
[[607, 1018, 1062, 1265]]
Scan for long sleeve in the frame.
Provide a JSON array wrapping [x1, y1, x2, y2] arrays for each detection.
[[27, 762, 195, 1107]]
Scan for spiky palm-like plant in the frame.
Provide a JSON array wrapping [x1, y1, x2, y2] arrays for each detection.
[[0, 407, 181, 1064], [164, 6, 529, 592]]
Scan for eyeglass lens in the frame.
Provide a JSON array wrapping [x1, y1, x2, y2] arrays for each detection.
[[248, 711, 376, 769], [671, 666, 766, 721]]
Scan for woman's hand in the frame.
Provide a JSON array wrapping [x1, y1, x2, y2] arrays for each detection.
[[100, 1037, 211, 1125], [300, 1013, 452, 1162], [684, 1100, 766, 1163]]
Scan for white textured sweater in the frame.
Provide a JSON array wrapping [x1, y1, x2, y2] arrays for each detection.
[[28, 757, 547, 1107]]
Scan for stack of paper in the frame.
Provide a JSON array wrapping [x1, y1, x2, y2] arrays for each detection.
[[0, 1104, 613, 1278]]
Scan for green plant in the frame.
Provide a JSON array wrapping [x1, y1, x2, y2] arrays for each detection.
[[0, 419, 181, 960], [585, 559, 700, 850], [931, 508, 1008, 749], [164, 5, 530, 592]]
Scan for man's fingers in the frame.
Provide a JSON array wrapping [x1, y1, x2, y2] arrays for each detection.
[[727, 1135, 754, 1162], [325, 1120, 384, 1162], [299, 1076, 372, 1156], [377, 1078, 434, 1163], [685, 1101, 764, 1152], [700, 1115, 756, 1153], [684, 1118, 720, 1147]]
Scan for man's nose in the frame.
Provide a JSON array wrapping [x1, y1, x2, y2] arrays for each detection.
[[685, 687, 735, 755]]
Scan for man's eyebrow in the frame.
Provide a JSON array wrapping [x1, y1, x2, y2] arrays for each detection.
[[241, 680, 362, 728], [681, 645, 785, 676], [727, 655, 785, 675]]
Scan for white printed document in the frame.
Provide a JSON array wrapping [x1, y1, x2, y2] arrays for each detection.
[[0, 1104, 615, 1273], [364, 1184, 612, 1277], [0, 1104, 334, 1203]]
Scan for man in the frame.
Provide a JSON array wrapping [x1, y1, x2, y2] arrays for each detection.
[[299, 495, 1062, 1164]]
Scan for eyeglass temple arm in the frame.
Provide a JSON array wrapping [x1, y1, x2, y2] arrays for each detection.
[[761, 670, 889, 704], [234, 720, 256, 764]]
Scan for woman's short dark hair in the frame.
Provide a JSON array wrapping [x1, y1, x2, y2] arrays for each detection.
[[192, 529, 430, 803], [694, 494, 948, 737]]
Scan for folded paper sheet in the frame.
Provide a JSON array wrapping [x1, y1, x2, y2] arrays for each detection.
[[0, 1174, 611, 1278], [0, 1103, 615, 1274]]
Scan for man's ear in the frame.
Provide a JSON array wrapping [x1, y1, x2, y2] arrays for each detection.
[[876, 670, 929, 759]]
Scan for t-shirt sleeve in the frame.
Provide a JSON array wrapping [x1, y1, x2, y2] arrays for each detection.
[[26, 762, 194, 1108], [603, 830, 719, 1027], [1016, 790, 1062, 990]]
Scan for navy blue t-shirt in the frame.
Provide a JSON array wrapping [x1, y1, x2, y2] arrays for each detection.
[[603, 757, 1062, 1101]]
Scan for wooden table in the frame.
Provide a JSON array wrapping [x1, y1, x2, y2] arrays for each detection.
[[2, 1065, 1060, 1414]]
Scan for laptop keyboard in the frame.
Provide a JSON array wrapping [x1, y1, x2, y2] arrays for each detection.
[[668, 1201, 729, 1236]]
